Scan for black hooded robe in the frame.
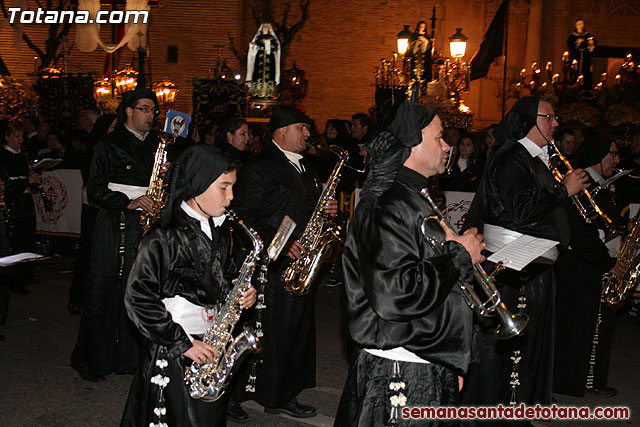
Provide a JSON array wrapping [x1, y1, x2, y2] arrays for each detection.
[[121, 144, 242, 426], [334, 166, 474, 427], [120, 210, 236, 427], [81, 124, 157, 375], [460, 140, 571, 415], [231, 140, 323, 408]]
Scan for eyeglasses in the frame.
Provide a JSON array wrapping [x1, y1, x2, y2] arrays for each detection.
[[537, 114, 559, 122], [132, 106, 159, 115]]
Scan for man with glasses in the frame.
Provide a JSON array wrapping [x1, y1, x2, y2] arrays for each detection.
[[460, 97, 589, 410], [71, 89, 161, 382], [554, 139, 625, 399]]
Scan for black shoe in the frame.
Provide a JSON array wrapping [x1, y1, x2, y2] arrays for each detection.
[[10, 284, 30, 295], [72, 361, 106, 382], [587, 386, 617, 398], [67, 302, 81, 316], [227, 400, 249, 424], [265, 398, 317, 418]]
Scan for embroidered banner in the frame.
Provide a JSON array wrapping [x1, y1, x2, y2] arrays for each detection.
[[34, 169, 82, 235]]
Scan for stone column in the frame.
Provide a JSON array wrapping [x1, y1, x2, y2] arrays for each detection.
[[524, 0, 544, 67]]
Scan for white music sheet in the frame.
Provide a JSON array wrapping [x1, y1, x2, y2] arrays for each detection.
[[488, 235, 559, 271], [0, 252, 46, 267]]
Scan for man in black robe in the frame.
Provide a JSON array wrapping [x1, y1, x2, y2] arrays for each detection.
[[460, 97, 589, 416], [334, 101, 485, 426], [71, 89, 161, 381], [121, 145, 257, 427], [231, 106, 337, 419], [554, 139, 624, 398]]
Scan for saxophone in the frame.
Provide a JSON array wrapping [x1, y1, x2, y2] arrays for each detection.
[[282, 145, 349, 296], [602, 213, 640, 307], [140, 132, 175, 231], [185, 210, 263, 402]]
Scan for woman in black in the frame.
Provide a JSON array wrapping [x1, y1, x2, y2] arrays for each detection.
[[439, 133, 485, 192]]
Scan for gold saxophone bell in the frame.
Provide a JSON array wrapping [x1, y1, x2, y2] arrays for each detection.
[[419, 188, 529, 339], [602, 213, 640, 307]]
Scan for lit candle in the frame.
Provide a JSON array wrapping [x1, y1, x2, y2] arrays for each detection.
[[546, 61, 553, 72], [552, 73, 559, 84], [571, 59, 578, 70], [615, 74, 621, 84], [601, 72, 607, 83], [562, 51, 569, 63], [520, 68, 526, 78], [577, 75, 584, 85]]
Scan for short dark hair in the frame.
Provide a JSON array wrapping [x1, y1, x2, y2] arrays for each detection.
[[5, 120, 25, 138], [351, 113, 372, 128]]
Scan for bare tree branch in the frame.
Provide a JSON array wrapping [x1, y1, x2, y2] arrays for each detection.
[[250, 0, 265, 25], [227, 33, 246, 72], [281, 2, 290, 28]]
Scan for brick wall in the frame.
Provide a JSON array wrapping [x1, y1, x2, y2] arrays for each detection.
[[2, 0, 639, 131]]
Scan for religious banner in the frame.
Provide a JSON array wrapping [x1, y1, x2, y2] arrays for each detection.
[[35, 74, 97, 129], [34, 169, 83, 235], [192, 77, 247, 128], [442, 191, 475, 233], [164, 110, 192, 137]]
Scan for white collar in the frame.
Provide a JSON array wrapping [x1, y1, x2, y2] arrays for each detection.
[[273, 139, 304, 172], [124, 123, 148, 141], [585, 166, 605, 185], [181, 201, 226, 240], [518, 137, 545, 158], [3, 145, 20, 154]]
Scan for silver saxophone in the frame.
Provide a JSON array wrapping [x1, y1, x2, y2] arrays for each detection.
[[185, 210, 263, 402]]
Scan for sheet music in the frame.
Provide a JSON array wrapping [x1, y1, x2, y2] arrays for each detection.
[[488, 235, 559, 271], [0, 252, 46, 267], [31, 158, 63, 170], [267, 215, 296, 261]]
